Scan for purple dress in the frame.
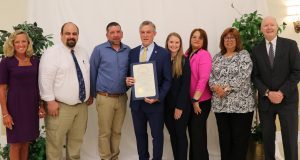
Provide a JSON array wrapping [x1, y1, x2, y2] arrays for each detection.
[[0, 57, 39, 143]]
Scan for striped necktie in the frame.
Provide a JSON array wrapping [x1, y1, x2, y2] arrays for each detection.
[[268, 42, 275, 68]]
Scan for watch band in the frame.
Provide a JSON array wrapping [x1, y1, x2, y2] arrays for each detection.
[[265, 89, 269, 97], [191, 98, 198, 103]]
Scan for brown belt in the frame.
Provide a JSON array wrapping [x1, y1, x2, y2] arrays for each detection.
[[98, 92, 125, 97]]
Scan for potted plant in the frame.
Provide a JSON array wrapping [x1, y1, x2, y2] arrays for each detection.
[[0, 21, 53, 160], [232, 11, 286, 160]]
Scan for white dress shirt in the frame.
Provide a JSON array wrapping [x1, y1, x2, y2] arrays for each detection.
[[265, 36, 277, 56], [39, 42, 90, 105]]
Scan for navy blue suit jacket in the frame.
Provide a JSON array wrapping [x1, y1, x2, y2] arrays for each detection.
[[128, 43, 172, 113]]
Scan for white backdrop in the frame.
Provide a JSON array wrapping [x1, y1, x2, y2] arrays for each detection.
[[27, 0, 268, 159]]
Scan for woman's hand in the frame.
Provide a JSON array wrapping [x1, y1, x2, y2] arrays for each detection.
[[3, 114, 14, 130], [174, 108, 183, 120], [213, 85, 226, 98], [39, 106, 46, 118], [193, 102, 202, 115]]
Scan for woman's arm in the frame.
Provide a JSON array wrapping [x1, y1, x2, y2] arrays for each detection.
[[0, 84, 14, 129]]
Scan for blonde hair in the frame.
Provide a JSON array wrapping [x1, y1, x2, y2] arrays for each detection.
[[3, 30, 34, 57], [165, 32, 184, 78]]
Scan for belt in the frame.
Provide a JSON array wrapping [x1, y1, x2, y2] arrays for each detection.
[[97, 92, 125, 97]]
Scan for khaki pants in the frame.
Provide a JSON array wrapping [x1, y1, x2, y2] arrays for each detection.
[[45, 102, 88, 160], [96, 94, 127, 160]]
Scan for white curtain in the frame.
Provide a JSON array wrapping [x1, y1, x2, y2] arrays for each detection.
[[27, 0, 268, 159]]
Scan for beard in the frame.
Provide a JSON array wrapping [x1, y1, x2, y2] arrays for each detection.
[[66, 38, 77, 48]]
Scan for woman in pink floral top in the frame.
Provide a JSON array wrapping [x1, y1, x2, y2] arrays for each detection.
[[185, 28, 212, 160]]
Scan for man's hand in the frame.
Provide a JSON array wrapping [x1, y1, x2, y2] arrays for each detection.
[[126, 77, 135, 87], [86, 96, 94, 105], [268, 91, 284, 104], [144, 97, 158, 104], [47, 101, 59, 117]]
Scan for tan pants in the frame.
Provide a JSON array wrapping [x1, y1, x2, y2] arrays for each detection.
[[45, 102, 88, 160], [96, 94, 127, 160]]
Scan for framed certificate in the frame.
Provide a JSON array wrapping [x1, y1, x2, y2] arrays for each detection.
[[131, 61, 159, 100]]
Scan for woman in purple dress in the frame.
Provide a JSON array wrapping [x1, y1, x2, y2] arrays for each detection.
[[0, 30, 46, 160]]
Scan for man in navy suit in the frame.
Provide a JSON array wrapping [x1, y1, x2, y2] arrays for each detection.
[[126, 20, 172, 160], [251, 16, 300, 160]]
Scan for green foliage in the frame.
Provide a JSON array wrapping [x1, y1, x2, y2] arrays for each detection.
[[0, 22, 53, 58], [250, 121, 263, 143], [232, 11, 287, 53], [0, 126, 46, 160], [232, 11, 263, 52]]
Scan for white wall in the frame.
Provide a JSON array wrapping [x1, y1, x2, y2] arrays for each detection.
[[0, 0, 28, 31], [267, 0, 300, 46]]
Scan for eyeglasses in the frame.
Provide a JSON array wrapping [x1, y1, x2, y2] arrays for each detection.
[[224, 36, 235, 41]]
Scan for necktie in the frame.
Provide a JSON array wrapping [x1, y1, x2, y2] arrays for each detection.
[[268, 42, 275, 68], [71, 50, 86, 102], [140, 47, 147, 62]]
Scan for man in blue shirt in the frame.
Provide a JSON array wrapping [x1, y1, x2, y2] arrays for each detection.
[[90, 22, 130, 160]]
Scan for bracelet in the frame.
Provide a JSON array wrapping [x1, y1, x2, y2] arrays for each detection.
[[2, 114, 8, 118]]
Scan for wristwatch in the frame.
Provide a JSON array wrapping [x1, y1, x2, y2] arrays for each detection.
[[264, 89, 269, 97], [191, 98, 198, 103]]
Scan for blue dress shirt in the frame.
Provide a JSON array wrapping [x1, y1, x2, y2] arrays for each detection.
[[90, 41, 130, 97]]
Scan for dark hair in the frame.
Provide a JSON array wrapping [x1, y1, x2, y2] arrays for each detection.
[[106, 22, 121, 32], [219, 27, 243, 54], [186, 28, 208, 56], [61, 22, 79, 34]]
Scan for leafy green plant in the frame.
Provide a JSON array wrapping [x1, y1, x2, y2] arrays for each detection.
[[232, 11, 287, 53], [232, 11, 286, 143], [0, 126, 46, 160], [0, 21, 54, 58]]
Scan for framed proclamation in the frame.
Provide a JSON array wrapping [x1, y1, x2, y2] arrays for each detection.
[[131, 61, 159, 100]]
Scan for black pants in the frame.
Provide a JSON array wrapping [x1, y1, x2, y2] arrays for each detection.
[[215, 112, 253, 160], [165, 106, 191, 160], [188, 99, 211, 160], [259, 105, 298, 160]]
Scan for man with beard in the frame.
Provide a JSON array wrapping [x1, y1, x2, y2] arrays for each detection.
[[39, 22, 91, 160], [90, 22, 130, 160]]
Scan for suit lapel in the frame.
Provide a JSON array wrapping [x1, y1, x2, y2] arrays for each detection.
[[259, 41, 272, 70], [149, 43, 158, 61], [273, 37, 284, 69], [134, 45, 142, 63]]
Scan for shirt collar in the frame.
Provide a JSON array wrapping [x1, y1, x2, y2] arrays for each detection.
[[105, 41, 127, 51], [265, 36, 277, 45], [60, 41, 79, 53], [141, 42, 155, 51]]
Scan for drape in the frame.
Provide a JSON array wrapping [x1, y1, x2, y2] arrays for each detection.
[[27, 0, 268, 159]]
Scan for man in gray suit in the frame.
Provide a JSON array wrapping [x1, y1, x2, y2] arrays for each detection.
[[251, 16, 300, 160]]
